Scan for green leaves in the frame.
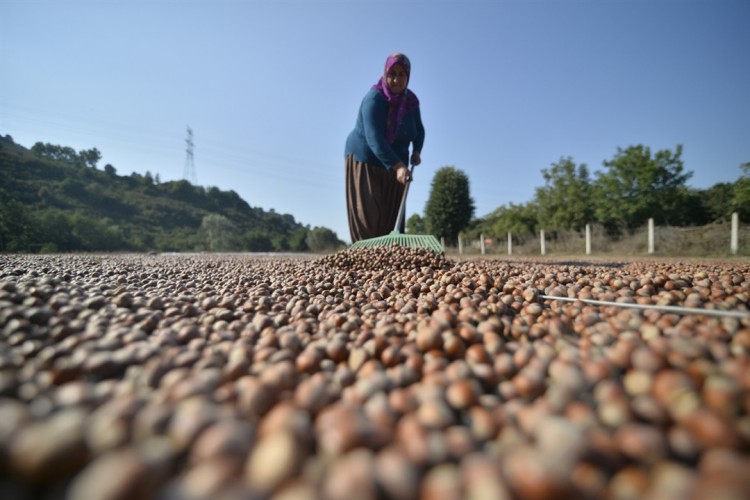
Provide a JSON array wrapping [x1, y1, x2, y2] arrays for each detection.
[[536, 157, 593, 232], [424, 166, 475, 244], [306, 227, 342, 252], [406, 213, 426, 234], [731, 163, 750, 220], [594, 145, 691, 230]]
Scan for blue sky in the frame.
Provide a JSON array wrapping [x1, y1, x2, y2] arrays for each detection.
[[2, 0, 749, 243]]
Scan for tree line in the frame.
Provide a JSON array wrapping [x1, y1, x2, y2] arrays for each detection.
[[0, 135, 343, 253], [3, 135, 745, 254], [409, 145, 750, 245]]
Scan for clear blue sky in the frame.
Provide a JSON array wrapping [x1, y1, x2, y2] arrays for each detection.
[[2, 0, 749, 243]]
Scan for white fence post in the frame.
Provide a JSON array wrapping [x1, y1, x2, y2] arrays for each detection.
[[731, 212, 739, 255], [540, 229, 546, 256], [480, 233, 486, 255], [441, 237, 445, 251], [648, 218, 655, 254], [458, 235, 463, 255], [585, 224, 591, 255], [507, 232, 512, 255]]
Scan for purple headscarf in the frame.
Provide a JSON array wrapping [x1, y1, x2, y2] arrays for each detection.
[[372, 53, 420, 143]]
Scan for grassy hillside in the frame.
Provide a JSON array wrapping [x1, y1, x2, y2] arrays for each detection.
[[0, 135, 342, 253]]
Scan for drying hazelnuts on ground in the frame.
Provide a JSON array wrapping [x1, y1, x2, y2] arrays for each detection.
[[1, 248, 749, 499]]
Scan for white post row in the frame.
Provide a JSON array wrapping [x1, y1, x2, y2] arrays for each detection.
[[495, 214, 741, 257]]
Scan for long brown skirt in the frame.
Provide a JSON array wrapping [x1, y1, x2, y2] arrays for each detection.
[[346, 154, 406, 243]]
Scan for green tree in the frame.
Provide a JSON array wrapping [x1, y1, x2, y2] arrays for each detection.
[[37, 186, 53, 204], [201, 214, 238, 251], [243, 231, 274, 252], [31, 210, 80, 252], [59, 178, 88, 198], [288, 228, 309, 251], [593, 145, 692, 232], [679, 188, 715, 226], [535, 157, 593, 231], [694, 181, 740, 224], [406, 213, 426, 234], [488, 202, 539, 237], [272, 235, 290, 251], [32, 142, 80, 165], [166, 179, 203, 205], [0, 188, 30, 251], [732, 163, 750, 221], [306, 226, 342, 252], [79, 148, 101, 169], [70, 213, 124, 251], [424, 166, 475, 244]]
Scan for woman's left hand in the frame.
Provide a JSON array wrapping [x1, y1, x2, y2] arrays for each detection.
[[411, 151, 421, 166]]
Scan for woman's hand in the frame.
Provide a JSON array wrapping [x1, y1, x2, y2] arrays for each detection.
[[410, 151, 421, 166], [395, 163, 410, 184]]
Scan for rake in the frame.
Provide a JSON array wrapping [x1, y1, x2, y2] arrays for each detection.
[[349, 165, 443, 253]]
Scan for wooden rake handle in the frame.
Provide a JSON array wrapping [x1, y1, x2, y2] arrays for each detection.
[[394, 164, 415, 233]]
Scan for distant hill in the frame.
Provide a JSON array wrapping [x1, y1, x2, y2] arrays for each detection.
[[0, 135, 343, 253]]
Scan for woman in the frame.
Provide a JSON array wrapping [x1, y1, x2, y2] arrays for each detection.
[[345, 52, 425, 244]]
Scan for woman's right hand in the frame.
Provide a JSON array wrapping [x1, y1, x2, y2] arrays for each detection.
[[395, 163, 410, 184]]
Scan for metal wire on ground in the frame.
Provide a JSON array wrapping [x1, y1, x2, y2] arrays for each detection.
[[539, 295, 750, 320]]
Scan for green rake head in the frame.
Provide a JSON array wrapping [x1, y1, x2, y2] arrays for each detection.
[[348, 164, 444, 253], [348, 230, 444, 253]]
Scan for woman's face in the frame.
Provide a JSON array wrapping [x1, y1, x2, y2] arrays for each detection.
[[386, 63, 408, 94]]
